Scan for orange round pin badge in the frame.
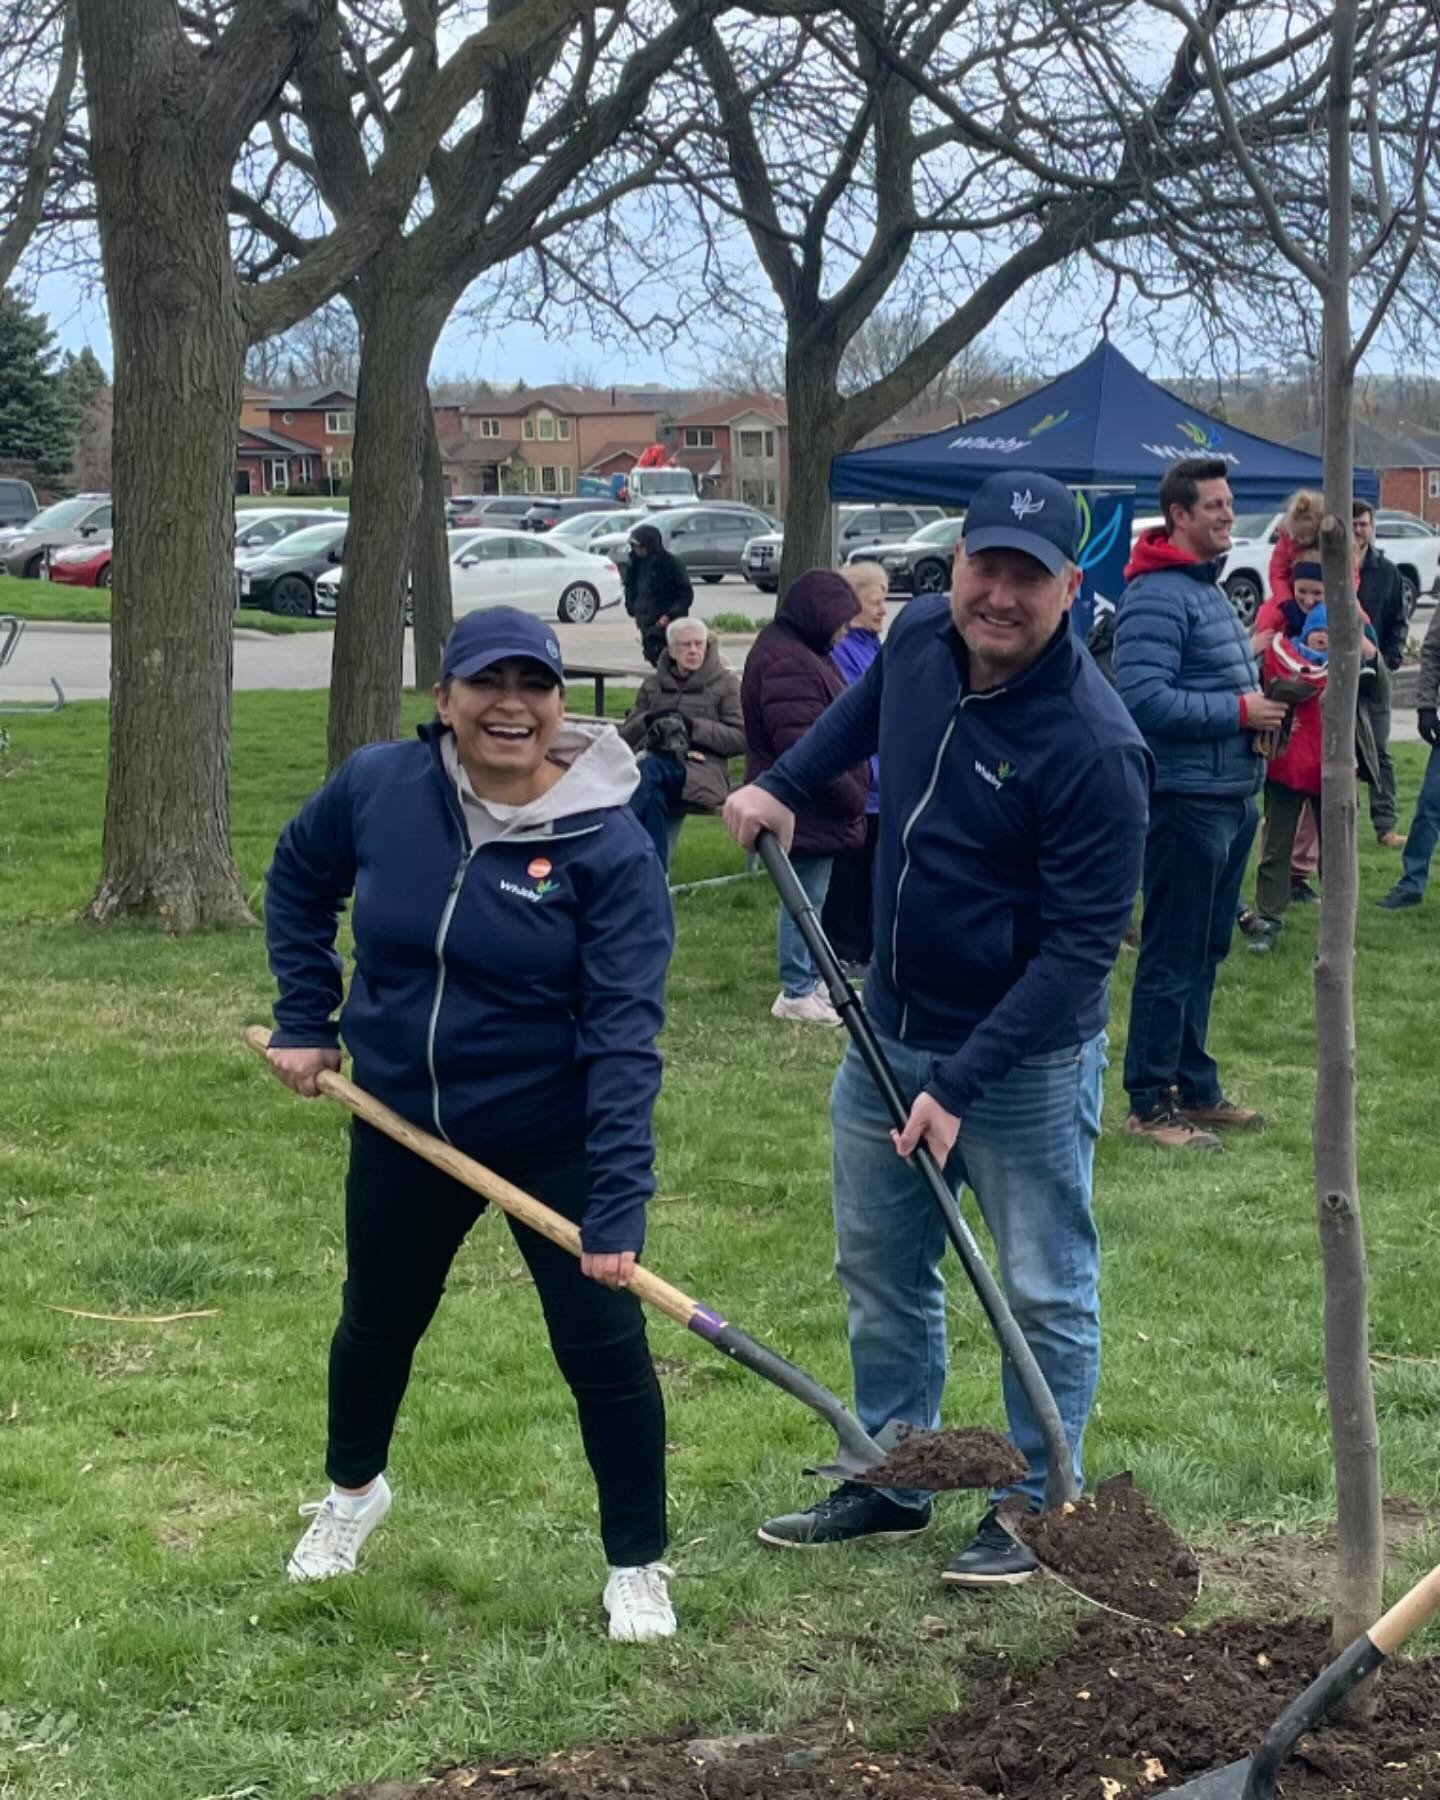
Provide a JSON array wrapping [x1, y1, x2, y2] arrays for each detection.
[[527, 858, 553, 880]]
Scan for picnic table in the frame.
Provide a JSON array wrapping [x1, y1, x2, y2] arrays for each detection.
[[563, 661, 649, 718]]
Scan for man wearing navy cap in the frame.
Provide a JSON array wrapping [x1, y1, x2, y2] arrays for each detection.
[[726, 472, 1151, 1586]]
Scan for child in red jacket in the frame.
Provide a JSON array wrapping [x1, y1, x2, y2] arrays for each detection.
[[1248, 565, 1329, 933]]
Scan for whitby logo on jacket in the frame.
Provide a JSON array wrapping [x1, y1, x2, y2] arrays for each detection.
[[501, 859, 556, 903], [974, 757, 1017, 791]]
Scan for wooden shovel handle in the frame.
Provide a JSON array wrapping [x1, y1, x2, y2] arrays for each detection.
[[243, 1027, 702, 1329], [1370, 1561, 1440, 1656]]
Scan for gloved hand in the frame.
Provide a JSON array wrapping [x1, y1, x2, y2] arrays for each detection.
[[1420, 706, 1440, 748]]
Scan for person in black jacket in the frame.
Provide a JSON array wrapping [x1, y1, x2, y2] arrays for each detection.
[[624, 524, 694, 666], [1354, 499, 1407, 848]]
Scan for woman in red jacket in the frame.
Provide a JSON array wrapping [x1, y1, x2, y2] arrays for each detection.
[[741, 570, 866, 1022]]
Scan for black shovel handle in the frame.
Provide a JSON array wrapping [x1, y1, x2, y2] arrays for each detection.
[[756, 830, 1079, 1511]]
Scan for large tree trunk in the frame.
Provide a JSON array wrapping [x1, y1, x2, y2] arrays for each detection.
[[327, 271, 447, 768], [410, 408, 453, 693], [778, 342, 843, 596], [78, 2, 251, 928], [1315, 0, 1383, 1670]]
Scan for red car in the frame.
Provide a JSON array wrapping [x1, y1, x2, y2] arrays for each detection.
[[46, 539, 113, 587]]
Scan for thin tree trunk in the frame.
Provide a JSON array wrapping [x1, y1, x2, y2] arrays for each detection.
[[411, 407, 453, 692], [327, 274, 446, 768], [1316, 0, 1383, 1669], [78, 1, 251, 928], [778, 344, 842, 595]]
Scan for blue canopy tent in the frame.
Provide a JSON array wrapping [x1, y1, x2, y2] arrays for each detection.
[[829, 341, 1379, 509]]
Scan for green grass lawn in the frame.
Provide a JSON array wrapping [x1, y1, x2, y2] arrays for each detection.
[[0, 572, 332, 636], [236, 495, 352, 511], [2, 698, 1439, 1799]]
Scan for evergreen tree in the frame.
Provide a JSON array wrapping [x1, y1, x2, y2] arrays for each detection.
[[57, 345, 109, 414], [0, 293, 78, 480]]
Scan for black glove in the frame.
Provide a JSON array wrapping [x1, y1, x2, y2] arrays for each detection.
[[1419, 706, 1440, 748]]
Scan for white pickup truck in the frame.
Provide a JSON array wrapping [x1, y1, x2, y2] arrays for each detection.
[[1217, 508, 1440, 623]]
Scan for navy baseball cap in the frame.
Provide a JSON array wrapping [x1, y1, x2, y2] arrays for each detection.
[[961, 471, 1080, 575], [441, 607, 566, 686]]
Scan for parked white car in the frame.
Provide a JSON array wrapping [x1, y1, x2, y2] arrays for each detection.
[[1218, 508, 1440, 624], [316, 529, 623, 624], [235, 508, 347, 567]]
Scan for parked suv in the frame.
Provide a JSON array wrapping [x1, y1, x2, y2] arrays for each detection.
[[0, 493, 112, 578], [742, 503, 945, 592], [0, 477, 37, 529], [844, 514, 967, 596], [235, 508, 347, 564], [450, 496, 535, 528], [522, 497, 624, 532], [592, 504, 776, 582], [1219, 509, 1440, 624]]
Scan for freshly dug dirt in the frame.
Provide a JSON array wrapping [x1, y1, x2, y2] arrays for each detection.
[[927, 1611, 1440, 1798], [852, 1427, 1028, 1492], [327, 1744, 989, 1799], [1010, 1472, 1201, 1622]]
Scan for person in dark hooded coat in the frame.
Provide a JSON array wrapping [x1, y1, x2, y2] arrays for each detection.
[[741, 569, 866, 1021], [623, 524, 694, 665]]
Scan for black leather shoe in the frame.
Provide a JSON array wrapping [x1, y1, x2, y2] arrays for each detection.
[[1289, 880, 1320, 905], [940, 1508, 1039, 1587], [1377, 888, 1422, 911], [756, 1482, 931, 1549]]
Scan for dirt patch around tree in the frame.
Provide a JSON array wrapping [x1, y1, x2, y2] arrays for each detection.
[[926, 1612, 1440, 1798], [852, 1428, 1028, 1493], [1008, 1473, 1201, 1623]]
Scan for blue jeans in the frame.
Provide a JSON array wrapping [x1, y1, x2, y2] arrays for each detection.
[[778, 853, 833, 996], [830, 1031, 1107, 1510], [1394, 743, 1440, 897], [1124, 791, 1258, 1116]]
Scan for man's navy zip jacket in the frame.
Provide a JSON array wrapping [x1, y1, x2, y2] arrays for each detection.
[[757, 597, 1151, 1115], [265, 721, 672, 1255]]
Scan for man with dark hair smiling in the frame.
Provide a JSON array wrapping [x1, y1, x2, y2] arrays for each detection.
[[724, 471, 1150, 1588], [1113, 457, 1288, 1150]]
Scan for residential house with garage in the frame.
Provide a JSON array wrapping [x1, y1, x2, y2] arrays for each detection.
[[669, 395, 788, 512], [236, 384, 360, 495]]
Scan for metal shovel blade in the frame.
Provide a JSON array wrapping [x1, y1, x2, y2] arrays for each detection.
[[1155, 1761, 1255, 1800], [805, 1418, 910, 1482]]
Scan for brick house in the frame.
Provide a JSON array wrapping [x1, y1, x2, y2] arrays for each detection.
[[235, 384, 358, 494], [669, 396, 788, 512], [1287, 421, 1440, 525]]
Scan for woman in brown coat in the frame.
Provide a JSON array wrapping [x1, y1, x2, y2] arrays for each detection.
[[621, 619, 746, 859]]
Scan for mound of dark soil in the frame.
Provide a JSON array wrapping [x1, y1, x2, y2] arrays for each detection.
[[928, 1612, 1440, 1798], [329, 1744, 989, 1799], [1011, 1473, 1201, 1622], [853, 1428, 1027, 1493]]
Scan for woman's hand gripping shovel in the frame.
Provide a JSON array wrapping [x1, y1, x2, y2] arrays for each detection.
[[755, 830, 1201, 1622], [243, 1028, 976, 1493]]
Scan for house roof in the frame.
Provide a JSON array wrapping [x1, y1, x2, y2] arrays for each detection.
[[437, 434, 521, 467], [238, 425, 317, 456], [255, 384, 358, 412], [672, 447, 724, 479], [1285, 421, 1440, 469], [857, 406, 963, 450], [581, 440, 645, 471], [672, 393, 787, 429]]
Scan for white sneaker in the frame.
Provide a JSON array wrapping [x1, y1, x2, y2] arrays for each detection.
[[603, 1562, 676, 1642], [286, 1474, 392, 1581], [770, 990, 841, 1025]]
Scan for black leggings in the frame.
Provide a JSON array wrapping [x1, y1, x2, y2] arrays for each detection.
[[327, 1119, 667, 1567]]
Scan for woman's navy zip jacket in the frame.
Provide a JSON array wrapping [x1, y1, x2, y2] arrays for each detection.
[[756, 597, 1151, 1116], [265, 721, 672, 1254]]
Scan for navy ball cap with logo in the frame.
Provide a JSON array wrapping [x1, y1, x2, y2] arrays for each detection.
[[442, 606, 566, 686], [961, 471, 1080, 575]]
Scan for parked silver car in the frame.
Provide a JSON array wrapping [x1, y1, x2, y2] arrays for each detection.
[[0, 493, 112, 579], [742, 503, 946, 592]]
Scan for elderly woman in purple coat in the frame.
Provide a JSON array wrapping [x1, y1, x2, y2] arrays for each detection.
[[820, 561, 887, 975]]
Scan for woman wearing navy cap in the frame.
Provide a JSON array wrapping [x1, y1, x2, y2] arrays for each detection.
[[263, 607, 677, 1641]]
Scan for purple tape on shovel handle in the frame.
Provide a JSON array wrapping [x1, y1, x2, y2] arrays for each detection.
[[687, 1305, 727, 1340]]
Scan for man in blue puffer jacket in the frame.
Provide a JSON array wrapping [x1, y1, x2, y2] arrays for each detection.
[[1113, 456, 1289, 1149]]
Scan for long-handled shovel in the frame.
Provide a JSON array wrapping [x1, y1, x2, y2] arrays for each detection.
[[244, 1026, 909, 1483], [1160, 1562, 1440, 1798], [754, 831, 1079, 1512]]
